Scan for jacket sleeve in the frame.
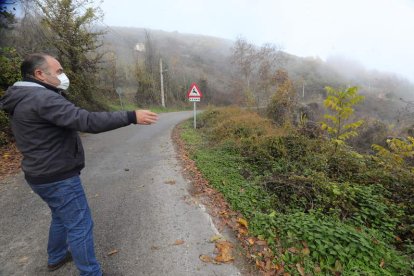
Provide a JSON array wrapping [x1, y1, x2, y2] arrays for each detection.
[[37, 90, 136, 133]]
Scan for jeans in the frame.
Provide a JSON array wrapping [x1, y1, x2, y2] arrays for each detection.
[[29, 175, 102, 276]]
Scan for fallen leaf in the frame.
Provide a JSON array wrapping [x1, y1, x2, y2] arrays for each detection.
[[275, 263, 283, 271], [265, 259, 273, 270], [237, 218, 248, 228], [164, 180, 176, 185], [199, 254, 213, 263], [296, 263, 305, 276], [214, 241, 234, 263], [247, 237, 255, 245], [256, 259, 265, 269], [302, 247, 310, 255], [18, 256, 29, 263], [335, 260, 343, 272], [256, 240, 267, 246], [210, 235, 223, 242], [263, 248, 274, 258], [283, 273, 291, 276], [238, 228, 248, 235], [288, 247, 298, 254], [314, 266, 322, 273], [380, 259, 385, 268], [174, 239, 185, 245], [150, 246, 160, 250], [107, 249, 119, 256]]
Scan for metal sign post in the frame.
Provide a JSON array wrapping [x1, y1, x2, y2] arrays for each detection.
[[187, 83, 203, 129], [193, 101, 197, 129]]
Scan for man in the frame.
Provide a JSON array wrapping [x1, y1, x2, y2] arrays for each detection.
[[0, 53, 158, 275]]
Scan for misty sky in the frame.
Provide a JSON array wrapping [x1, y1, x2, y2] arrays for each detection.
[[103, 0, 412, 81]]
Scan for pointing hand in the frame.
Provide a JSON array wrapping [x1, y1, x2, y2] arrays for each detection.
[[135, 110, 159, 125]]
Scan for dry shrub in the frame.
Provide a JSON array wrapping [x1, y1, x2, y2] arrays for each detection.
[[199, 106, 286, 145], [267, 70, 297, 126]]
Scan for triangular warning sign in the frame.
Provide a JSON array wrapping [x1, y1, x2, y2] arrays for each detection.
[[187, 83, 203, 98]]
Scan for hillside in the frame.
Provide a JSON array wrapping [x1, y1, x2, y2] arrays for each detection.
[[102, 26, 414, 123], [101, 27, 234, 104]]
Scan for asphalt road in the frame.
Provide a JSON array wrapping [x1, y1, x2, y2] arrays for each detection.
[[0, 111, 245, 276]]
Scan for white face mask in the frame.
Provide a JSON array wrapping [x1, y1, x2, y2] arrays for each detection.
[[57, 73, 70, 90]]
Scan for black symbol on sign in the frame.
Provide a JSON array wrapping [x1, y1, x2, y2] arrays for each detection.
[[192, 88, 197, 94]]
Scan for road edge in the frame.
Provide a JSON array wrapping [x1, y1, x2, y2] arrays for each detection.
[[171, 121, 262, 276]]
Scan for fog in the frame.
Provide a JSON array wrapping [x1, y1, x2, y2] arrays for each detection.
[[101, 0, 414, 83]]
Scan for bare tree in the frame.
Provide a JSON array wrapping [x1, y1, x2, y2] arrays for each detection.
[[231, 37, 256, 90], [231, 37, 285, 107], [256, 43, 283, 106], [134, 30, 160, 106]]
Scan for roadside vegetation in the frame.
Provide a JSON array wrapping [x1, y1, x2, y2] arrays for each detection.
[[179, 88, 414, 275], [1, 1, 414, 274]]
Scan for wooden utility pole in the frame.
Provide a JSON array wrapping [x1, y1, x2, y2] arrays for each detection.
[[116, 87, 124, 110], [302, 82, 305, 98], [160, 58, 165, 107]]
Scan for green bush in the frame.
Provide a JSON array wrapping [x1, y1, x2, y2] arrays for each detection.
[[182, 107, 414, 275], [0, 110, 12, 146], [251, 212, 410, 275], [0, 47, 21, 91], [0, 47, 21, 147]]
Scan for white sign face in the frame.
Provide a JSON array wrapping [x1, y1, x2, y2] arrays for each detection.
[[189, 86, 202, 97], [187, 82, 203, 102]]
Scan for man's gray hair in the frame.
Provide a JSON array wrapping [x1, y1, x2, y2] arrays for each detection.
[[21, 53, 52, 78]]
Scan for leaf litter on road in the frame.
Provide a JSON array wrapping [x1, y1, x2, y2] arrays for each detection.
[[214, 241, 234, 263], [210, 234, 223, 243], [107, 249, 119, 256], [199, 239, 234, 265], [164, 179, 177, 185], [18, 256, 29, 263], [173, 239, 185, 245]]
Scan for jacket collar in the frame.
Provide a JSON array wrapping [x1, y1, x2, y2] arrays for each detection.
[[13, 81, 44, 88], [16, 77, 62, 93]]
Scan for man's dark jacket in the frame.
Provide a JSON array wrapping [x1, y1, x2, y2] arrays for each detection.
[[0, 80, 137, 184]]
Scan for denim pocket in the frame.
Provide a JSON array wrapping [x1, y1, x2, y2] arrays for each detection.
[[29, 176, 81, 209], [30, 184, 65, 209]]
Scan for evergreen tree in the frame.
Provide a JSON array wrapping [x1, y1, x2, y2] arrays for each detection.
[[35, 0, 105, 109]]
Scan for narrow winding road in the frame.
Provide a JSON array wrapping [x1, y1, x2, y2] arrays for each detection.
[[0, 111, 245, 276]]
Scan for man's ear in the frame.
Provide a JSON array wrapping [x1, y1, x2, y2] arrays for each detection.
[[33, 68, 45, 81]]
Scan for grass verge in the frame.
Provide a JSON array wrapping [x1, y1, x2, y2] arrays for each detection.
[[178, 107, 413, 276]]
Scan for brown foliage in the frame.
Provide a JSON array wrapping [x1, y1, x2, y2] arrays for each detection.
[[0, 143, 21, 180], [267, 70, 297, 126]]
